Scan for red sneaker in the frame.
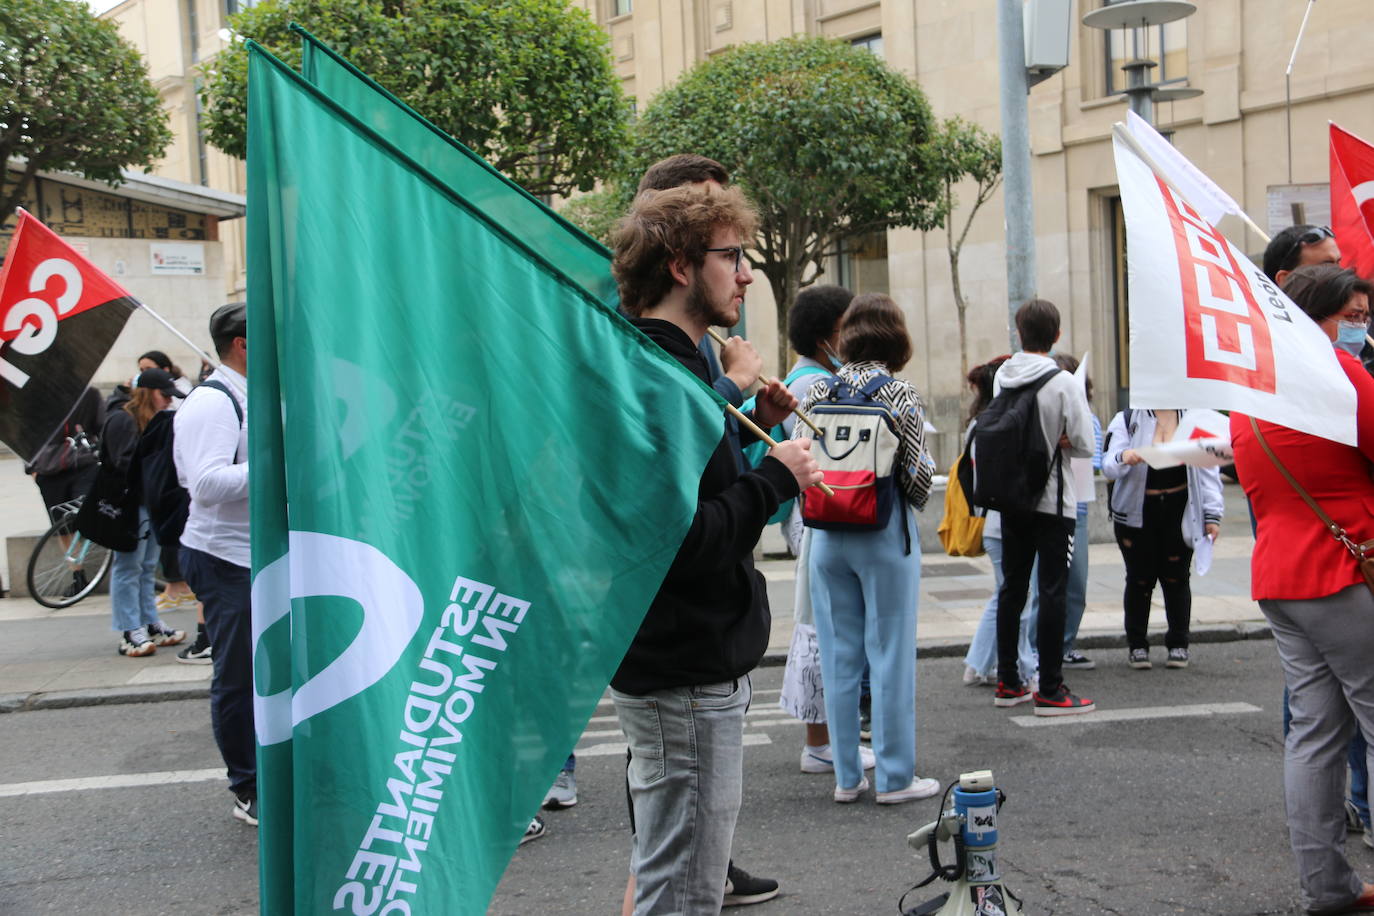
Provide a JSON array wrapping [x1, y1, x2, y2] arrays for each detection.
[[993, 681, 1033, 707], [1324, 882, 1374, 914], [1033, 683, 1096, 717]]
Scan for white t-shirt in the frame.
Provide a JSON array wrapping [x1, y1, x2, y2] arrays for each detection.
[[174, 366, 249, 568]]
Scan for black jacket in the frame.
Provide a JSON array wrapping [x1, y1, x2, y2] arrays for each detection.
[[99, 387, 137, 476], [611, 318, 800, 694]]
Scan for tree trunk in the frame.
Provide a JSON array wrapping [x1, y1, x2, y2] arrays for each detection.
[[765, 262, 793, 380], [0, 160, 42, 233]]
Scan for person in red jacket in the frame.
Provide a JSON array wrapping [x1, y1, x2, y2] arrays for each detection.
[[1230, 263, 1374, 915]]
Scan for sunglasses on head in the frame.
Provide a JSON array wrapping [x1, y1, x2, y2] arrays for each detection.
[[1281, 225, 1335, 268]]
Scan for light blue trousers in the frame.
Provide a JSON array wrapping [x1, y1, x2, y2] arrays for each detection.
[[964, 536, 1039, 682], [110, 508, 160, 632], [809, 505, 919, 794], [1062, 503, 1091, 652]]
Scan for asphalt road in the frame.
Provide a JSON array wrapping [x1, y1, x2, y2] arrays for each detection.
[[3, 640, 1369, 915]]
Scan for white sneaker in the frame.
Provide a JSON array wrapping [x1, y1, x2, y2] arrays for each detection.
[[962, 665, 990, 686], [833, 775, 869, 804], [800, 744, 876, 774], [876, 777, 942, 805], [118, 627, 155, 657]]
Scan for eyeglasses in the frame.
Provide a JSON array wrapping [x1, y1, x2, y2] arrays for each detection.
[[1279, 225, 1335, 271], [704, 246, 746, 273]]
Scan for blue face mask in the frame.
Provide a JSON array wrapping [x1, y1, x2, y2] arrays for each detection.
[[1336, 321, 1368, 357], [821, 344, 843, 370]]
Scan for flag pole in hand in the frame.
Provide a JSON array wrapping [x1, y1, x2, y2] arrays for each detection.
[[705, 328, 825, 438], [723, 400, 834, 496]]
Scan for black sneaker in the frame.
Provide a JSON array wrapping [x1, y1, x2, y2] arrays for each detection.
[[63, 569, 89, 598], [858, 694, 872, 741], [1062, 650, 1096, 670], [723, 861, 780, 907], [1033, 683, 1096, 717], [233, 794, 258, 826], [520, 815, 546, 846], [1128, 648, 1152, 669], [1166, 647, 1190, 669], [177, 626, 212, 665]]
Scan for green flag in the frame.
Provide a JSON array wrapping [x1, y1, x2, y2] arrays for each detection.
[[292, 24, 618, 308], [246, 42, 724, 915]]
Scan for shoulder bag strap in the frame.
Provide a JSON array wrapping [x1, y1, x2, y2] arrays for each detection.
[[1248, 415, 1361, 553]]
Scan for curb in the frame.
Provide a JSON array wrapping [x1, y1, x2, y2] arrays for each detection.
[[0, 683, 210, 714], [755, 621, 1273, 668], [0, 624, 1273, 713]]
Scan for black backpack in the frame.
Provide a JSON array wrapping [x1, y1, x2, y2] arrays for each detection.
[[970, 369, 1062, 513], [131, 380, 241, 547]]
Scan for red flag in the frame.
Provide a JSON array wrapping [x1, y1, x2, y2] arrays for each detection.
[[0, 210, 138, 460], [1329, 122, 1374, 280]]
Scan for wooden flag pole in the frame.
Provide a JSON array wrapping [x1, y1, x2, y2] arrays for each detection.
[[723, 400, 834, 496], [705, 328, 825, 437]]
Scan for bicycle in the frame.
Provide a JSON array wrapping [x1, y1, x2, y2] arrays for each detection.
[[26, 431, 115, 608], [26, 496, 114, 608]]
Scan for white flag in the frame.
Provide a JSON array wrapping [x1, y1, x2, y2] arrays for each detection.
[[1123, 111, 1244, 226], [1135, 438, 1233, 470], [1112, 135, 1358, 446]]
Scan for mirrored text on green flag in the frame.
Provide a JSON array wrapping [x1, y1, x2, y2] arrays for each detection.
[[246, 43, 724, 915]]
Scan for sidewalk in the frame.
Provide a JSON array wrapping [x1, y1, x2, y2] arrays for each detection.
[[1, 452, 1266, 711]]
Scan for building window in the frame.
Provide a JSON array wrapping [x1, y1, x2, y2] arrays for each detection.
[[836, 230, 889, 298], [1108, 195, 1129, 412], [851, 34, 883, 58], [611, 0, 631, 17], [1103, 3, 1186, 94], [225, 0, 258, 17]]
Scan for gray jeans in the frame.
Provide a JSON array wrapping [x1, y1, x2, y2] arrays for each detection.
[[1261, 584, 1374, 913], [612, 677, 750, 916]]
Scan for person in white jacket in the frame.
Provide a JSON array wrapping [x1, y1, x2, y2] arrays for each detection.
[[1100, 409, 1223, 670], [987, 300, 1097, 716]]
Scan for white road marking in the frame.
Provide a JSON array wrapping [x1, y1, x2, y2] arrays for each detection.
[[1010, 701, 1263, 728], [577, 731, 772, 758], [0, 768, 224, 797]]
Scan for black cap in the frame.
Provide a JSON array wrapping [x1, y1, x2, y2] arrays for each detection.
[[135, 367, 182, 398], [209, 301, 247, 342]]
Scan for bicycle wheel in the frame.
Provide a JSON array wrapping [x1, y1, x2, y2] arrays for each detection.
[[27, 515, 114, 609]]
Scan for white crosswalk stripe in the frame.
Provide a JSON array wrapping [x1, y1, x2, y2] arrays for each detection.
[[1010, 701, 1263, 727], [577, 731, 773, 758], [0, 768, 224, 797]]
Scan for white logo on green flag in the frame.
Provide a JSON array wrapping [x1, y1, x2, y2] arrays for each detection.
[[246, 38, 726, 915]]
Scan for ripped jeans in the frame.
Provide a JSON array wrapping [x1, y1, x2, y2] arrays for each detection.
[[1114, 488, 1193, 651]]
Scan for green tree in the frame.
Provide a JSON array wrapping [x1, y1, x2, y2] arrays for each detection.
[[931, 116, 1003, 381], [201, 0, 631, 198], [559, 187, 623, 248], [0, 0, 172, 228], [627, 36, 946, 372]]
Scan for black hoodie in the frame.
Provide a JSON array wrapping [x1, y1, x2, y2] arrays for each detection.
[[611, 318, 801, 694], [99, 386, 138, 476]]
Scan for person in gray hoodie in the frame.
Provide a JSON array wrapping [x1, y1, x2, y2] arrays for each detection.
[[990, 299, 1097, 716]]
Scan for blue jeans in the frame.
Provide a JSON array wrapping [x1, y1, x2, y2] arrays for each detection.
[[1063, 503, 1090, 653], [110, 508, 160, 632], [613, 677, 750, 915], [810, 506, 919, 794], [181, 546, 256, 798], [964, 536, 1038, 682]]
